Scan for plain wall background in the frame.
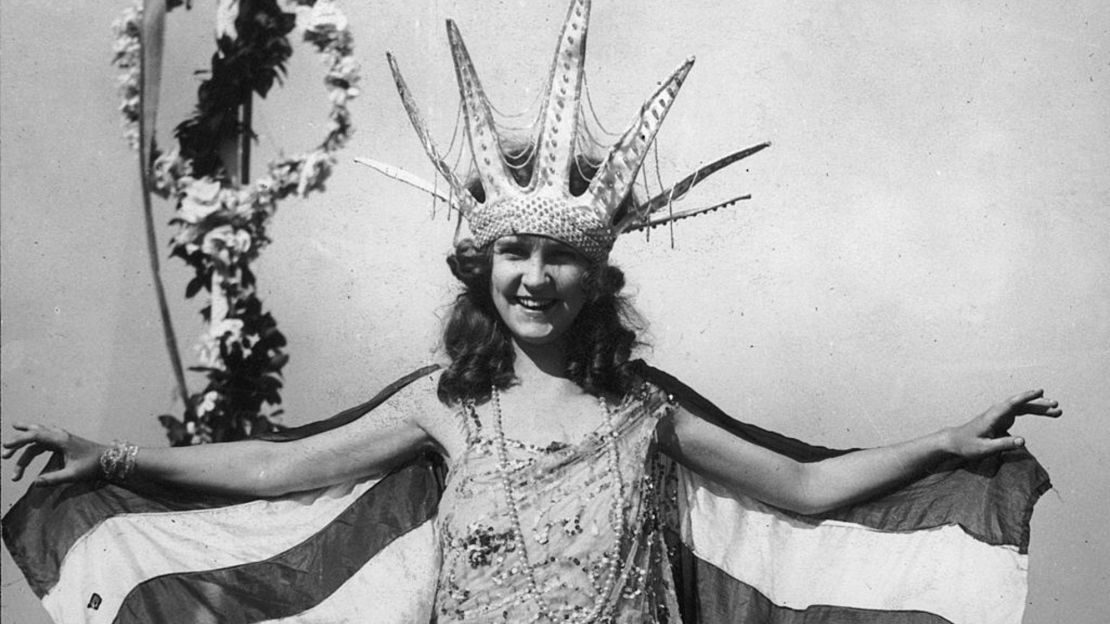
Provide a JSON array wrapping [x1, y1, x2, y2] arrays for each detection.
[[2, 0, 1107, 621]]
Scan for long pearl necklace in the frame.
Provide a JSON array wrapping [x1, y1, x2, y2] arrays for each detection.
[[491, 386, 627, 623]]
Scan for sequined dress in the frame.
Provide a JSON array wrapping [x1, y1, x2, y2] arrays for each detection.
[[434, 382, 680, 623]]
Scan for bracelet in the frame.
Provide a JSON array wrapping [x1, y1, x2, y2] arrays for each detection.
[[99, 440, 139, 483]]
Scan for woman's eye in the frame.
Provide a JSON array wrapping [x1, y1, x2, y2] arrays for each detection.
[[547, 250, 578, 264], [496, 245, 528, 259]]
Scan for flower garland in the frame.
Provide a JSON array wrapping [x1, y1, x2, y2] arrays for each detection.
[[111, 3, 143, 150], [112, 0, 360, 444]]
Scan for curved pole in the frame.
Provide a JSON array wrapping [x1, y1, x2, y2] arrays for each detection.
[[141, 0, 193, 417]]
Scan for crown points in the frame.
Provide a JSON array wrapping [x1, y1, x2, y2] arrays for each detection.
[[386, 0, 759, 262], [587, 58, 697, 220]]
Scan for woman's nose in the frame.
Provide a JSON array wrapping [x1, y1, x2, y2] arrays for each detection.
[[521, 256, 550, 288]]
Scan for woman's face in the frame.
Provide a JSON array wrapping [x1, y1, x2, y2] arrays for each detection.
[[490, 235, 589, 347]]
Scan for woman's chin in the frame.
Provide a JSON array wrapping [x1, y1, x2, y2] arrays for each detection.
[[508, 323, 569, 348], [512, 331, 561, 347]]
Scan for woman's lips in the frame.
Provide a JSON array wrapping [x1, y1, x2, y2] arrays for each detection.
[[514, 295, 558, 311]]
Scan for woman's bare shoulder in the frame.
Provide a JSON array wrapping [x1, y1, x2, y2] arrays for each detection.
[[384, 364, 472, 460]]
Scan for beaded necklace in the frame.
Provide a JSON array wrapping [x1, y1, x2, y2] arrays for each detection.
[[490, 386, 627, 623]]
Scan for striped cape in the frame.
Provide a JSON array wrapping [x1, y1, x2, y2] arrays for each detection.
[[2, 364, 1051, 624]]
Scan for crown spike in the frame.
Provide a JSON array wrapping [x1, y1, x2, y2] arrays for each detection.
[[588, 57, 696, 226], [622, 194, 752, 233], [387, 53, 475, 214], [446, 20, 517, 203], [531, 0, 591, 194], [637, 142, 771, 215], [354, 158, 453, 204]]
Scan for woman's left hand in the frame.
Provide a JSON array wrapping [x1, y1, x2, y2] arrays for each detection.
[[946, 389, 1062, 459]]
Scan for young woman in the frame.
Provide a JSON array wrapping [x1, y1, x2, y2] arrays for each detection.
[[3, 1, 1060, 622]]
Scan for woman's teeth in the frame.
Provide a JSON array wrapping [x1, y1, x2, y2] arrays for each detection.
[[515, 296, 556, 311]]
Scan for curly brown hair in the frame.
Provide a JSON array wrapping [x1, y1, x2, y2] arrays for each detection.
[[436, 239, 644, 405]]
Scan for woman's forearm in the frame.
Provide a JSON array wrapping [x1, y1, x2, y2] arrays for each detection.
[[796, 429, 954, 514], [134, 402, 433, 496], [131, 439, 289, 497]]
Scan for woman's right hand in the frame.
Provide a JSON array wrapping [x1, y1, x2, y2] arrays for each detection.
[[2, 423, 106, 485]]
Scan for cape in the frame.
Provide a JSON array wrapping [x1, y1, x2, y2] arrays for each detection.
[[2, 363, 1051, 624]]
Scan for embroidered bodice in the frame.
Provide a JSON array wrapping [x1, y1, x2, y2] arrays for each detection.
[[433, 382, 680, 623]]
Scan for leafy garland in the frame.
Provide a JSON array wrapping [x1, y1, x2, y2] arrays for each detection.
[[112, 0, 359, 444]]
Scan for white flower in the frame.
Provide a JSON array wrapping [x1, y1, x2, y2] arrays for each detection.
[[333, 56, 360, 80], [189, 178, 222, 202], [228, 188, 259, 217], [307, 0, 347, 32], [172, 224, 202, 251], [201, 226, 234, 263], [152, 151, 188, 196], [215, 0, 240, 41], [195, 339, 224, 370], [209, 317, 245, 341], [196, 391, 220, 417], [201, 225, 253, 262], [232, 229, 252, 254], [180, 179, 224, 223], [327, 86, 349, 106], [297, 150, 330, 195]]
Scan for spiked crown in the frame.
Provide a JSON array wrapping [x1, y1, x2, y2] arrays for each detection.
[[364, 0, 769, 262]]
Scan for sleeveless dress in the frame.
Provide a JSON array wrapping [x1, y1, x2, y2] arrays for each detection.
[[434, 381, 682, 623]]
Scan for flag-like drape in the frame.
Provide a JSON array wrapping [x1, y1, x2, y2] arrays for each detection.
[[2, 364, 1050, 623], [644, 366, 1049, 624]]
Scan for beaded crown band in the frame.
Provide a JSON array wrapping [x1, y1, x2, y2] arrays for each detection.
[[361, 0, 769, 262]]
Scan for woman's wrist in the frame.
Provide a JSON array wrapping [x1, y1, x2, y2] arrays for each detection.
[[932, 427, 960, 458], [99, 440, 140, 483]]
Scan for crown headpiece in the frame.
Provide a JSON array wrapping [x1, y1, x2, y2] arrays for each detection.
[[361, 0, 769, 262]]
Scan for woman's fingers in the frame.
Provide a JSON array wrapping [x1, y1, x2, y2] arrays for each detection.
[[991, 391, 1062, 419], [12, 444, 51, 481], [35, 465, 79, 486], [981, 435, 1026, 455], [1006, 389, 1044, 405], [3, 424, 67, 450], [2, 427, 47, 458], [1007, 394, 1062, 418], [5, 424, 74, 481], [1023, 397, 1062, 416]]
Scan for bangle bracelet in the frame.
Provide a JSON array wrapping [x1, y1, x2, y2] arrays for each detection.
[[99, 441, 139, 483]]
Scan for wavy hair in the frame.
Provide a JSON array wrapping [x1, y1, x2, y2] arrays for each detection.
[[436, 239, 644, 405]]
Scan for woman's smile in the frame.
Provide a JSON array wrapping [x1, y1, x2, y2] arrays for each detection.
[[513, 295, 558, 312]]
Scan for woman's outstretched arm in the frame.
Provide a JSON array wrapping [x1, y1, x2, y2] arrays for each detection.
[[657, 389, 1061, 515], [2, 403, 434, 498]]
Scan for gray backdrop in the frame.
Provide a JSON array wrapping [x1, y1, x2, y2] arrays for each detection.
[[2, 1, 1107, 621]]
